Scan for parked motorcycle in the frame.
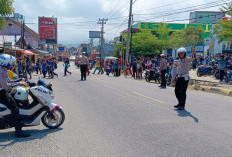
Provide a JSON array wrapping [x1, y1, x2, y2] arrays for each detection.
[[197, 65, 213, 77], [224, 69, 232, 83], [0, 79, 65, 130], [213, 69, 220, 79], [145, 69, 161, 83]]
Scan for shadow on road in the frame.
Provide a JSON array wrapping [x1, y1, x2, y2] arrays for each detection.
[[0, 128, 63, 150], [175, 109, 199, 123]]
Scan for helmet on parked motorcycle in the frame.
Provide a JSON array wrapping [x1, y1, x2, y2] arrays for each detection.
[[14, 87, 29, 101], [0, 54, 16, 69]]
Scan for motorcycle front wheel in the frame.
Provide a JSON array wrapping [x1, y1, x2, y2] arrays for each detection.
[[145, 74, 150, 82], [42, 108, 65, 129], [197, 70, 202, 77]]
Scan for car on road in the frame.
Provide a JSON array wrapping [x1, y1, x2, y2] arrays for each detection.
[[69, 55, 76, 61]]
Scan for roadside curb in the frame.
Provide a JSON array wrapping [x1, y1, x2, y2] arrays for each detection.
[[188, 84, 232, 97]]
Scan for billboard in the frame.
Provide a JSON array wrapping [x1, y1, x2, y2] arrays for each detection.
[[185, 45, 205, 57], [59, 47, 64, 51], [89, 31, 101, 38], [39, 17, 57, 44]]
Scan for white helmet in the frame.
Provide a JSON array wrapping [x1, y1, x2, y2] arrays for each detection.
[[14, 87, 29, 101], [160, 54, 165, 57], [177, 47, 187, 55], [0, 54, 16, 68]]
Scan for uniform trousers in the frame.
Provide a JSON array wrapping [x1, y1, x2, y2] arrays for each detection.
[[0, 90, 22, 130], [80, 65, 87, 80], [175, 77, 189, 108], [161, 69, 167, 87]]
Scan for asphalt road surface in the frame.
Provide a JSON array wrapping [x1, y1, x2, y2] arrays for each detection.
[[1, 62, 232, 157]]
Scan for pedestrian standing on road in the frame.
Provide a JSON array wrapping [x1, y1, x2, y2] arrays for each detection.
[[132, 58, 137, 79], [137, 58, 143, 79], [25, 56, 32, 79], [174, 47, 196, 110], [159, 54, 168, 89], [125, 61, 132, 76], [216, 54, 226, 82], [64, 58, 71, 76], [115, 59, 120, 77], [42, 59, 47, 78], [36, 58, 42, 75], [79, 52, 89, 81]]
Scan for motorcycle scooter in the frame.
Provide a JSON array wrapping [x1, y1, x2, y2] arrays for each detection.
[[0, 79, 65, 130]]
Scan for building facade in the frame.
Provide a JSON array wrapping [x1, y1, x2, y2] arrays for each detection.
[[0, 18, 38, 48], [189, 11, 224, 24]]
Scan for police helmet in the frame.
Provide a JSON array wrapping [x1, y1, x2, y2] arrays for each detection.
[[0, 54, 16, 68]]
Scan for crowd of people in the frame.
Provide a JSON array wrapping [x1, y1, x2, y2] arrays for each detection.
[[10, 56, 60, 80]]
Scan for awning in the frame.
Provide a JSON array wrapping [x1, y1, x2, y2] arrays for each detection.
[[17, 49, 38, 55], [37, 50, 49, 54]]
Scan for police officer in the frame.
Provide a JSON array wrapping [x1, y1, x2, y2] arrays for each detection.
[[159, 54, 168, 88], [0, 54, 30, 137], [174, 47, 195, 110], [79, 52, 89, 81]]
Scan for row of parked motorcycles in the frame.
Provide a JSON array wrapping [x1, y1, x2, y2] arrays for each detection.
[[197, 62, 232, 83]]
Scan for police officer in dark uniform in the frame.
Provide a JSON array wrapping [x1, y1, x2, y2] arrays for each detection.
[[174, 47, 195, 110], [79, 52, 89, 81]]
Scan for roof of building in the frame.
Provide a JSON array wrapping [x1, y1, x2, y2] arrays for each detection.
[[7, 18, 38, 41]]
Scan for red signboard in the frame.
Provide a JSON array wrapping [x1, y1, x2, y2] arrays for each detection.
[[39, 17, 57, 44]]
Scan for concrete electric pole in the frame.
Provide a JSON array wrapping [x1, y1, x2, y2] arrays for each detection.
[[125, 0, 133, 62], [97, 18, 108, 57]]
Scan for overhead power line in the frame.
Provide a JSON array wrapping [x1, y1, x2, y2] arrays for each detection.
[[136, 1, 228, 22], [133, 0, 189, 12], [134, 0, 229, 16]]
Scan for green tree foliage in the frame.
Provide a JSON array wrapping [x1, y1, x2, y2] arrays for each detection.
[[153, 23, 172, 52], [168, 30, 184, 48], [113, 43, 121, 57], [0, 0, 14, 30], [213, 1, 232, 44], [169, 26, 204, 47], [131, 25, 159, 56], [182, 26, 204, 46]]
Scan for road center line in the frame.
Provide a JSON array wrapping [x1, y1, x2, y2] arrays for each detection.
[[132, 92, 165, 104]]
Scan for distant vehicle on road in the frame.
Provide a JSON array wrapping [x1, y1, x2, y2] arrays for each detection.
[[69, 55, 76, 61]]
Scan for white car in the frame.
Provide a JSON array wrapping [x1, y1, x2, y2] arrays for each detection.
[[69, 55, 76, 61]]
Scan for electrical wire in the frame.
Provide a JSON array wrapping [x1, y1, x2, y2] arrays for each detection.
[[135, 1, 227, 22], [134, 0, 229, 16]]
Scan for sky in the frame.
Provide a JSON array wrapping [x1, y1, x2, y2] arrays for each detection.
[[13, 0, 226, 47]]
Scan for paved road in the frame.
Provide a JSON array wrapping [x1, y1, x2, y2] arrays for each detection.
[[1, 63, 232, 157]]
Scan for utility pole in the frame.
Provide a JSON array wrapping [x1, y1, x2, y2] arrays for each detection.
[[21, 21, 25, 49], [125, 0, 133, 62], [129, 14, 133, 59], [97, 18, 108, 57]]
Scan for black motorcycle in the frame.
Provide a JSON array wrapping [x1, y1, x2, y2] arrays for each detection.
[[197, 65, 213, 77], [145, 69, 161, 83]]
